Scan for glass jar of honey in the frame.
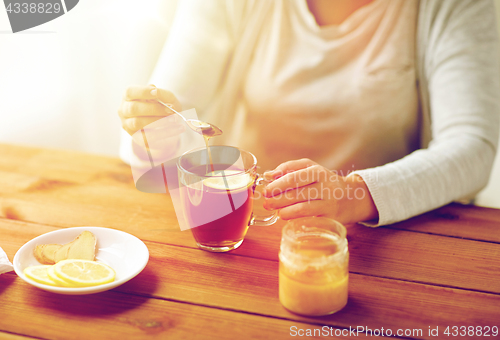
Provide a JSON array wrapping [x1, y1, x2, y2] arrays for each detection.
[[279, 217, 349, 316]]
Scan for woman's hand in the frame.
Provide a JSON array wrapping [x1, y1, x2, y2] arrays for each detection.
[[263, 159, 378, 225], [118, 85, 183, 136], [119, 85, 186, 162]]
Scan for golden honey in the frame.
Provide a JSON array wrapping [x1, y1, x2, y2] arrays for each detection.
[[279, 218, 349, 316]]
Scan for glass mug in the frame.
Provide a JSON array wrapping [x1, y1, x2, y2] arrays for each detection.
[[279, 217, 349, 316], [177, 146, 279, 252]]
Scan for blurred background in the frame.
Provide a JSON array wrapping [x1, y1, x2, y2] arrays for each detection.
[[0, 0, 499, 208]]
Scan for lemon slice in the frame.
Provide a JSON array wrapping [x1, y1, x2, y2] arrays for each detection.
[[47, 265, 73, 287], [24, 265, 59, 286], [53, 259, 115, 287], [203, 170, 253, 191]]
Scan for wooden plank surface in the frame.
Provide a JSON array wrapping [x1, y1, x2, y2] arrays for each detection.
[[387, 203, 500, 243], [0, 332, 38, 340], [2, 219, 499, 340], [3, 274, 383, 340], [119, 242, 500, 330], [2, 143, 500, 340]]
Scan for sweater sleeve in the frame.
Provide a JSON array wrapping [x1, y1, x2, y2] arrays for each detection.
[[350, 0, 500, 226]]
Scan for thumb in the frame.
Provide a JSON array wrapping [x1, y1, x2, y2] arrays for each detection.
[[264, 158, 318, 180], [149, 84, 182, 112]]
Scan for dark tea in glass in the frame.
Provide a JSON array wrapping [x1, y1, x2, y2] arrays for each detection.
[[177, 146, 278, 252]]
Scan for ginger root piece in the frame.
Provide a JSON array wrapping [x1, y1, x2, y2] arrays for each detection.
[[34, 244, 63, 265], [35, 231, 96, 264], [65, 231, 96, 261]]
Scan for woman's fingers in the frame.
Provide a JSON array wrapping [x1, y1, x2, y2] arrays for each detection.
[[125, 84, 178, 103], [264, 181, 331, 210], [125, 85, 157, 101], [119, 85, 183, 136], [264, 165, 336, 198], [123, 116, 181, 135], [262, 160, 347, 222], [278, 200, 332, 220], [119, 100, 169, 119], [264, 158, 318, 180], [152, 87, 182, 112], [121, 85, 182, 118]]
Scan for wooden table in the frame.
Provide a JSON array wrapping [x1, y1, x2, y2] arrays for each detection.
[[0, 143, 499, 340]]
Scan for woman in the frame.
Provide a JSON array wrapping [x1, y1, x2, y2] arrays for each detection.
[[118, 0, 500, 226]]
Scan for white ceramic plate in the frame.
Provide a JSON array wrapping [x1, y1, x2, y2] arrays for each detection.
[[13, 226, 149, 295]]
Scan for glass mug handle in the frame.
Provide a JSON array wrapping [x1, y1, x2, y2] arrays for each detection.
[[249, 175, 279, 226]]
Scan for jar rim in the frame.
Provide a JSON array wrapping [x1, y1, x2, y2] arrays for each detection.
[[280, 217, 348, 263], [282, 217, 346, 242]]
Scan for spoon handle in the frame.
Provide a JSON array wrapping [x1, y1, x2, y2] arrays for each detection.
[[156, 99, 187, 122]]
